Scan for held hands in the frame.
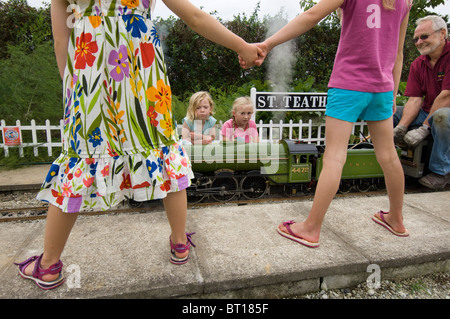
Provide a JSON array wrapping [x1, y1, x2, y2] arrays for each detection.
[[238, 41, 269, 69]]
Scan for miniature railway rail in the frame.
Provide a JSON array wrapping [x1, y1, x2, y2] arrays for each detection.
[[0, 204, 150, 223], [0, 185, 437, 223]]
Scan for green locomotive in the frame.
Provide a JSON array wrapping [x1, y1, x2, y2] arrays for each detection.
[[184, 139, 396, 203]]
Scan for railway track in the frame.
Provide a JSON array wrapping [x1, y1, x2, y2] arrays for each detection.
[[0, 182, 436, 223]]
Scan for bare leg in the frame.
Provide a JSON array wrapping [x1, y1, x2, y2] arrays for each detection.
[[368, 118, 407, 233], [163, 190, 189, 258], [279, 117, 354, 243], [24, 204, 78, 281]]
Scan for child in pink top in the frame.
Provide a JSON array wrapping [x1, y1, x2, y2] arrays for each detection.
[[250, 0, 412, 247], [221, 97, 259, 143]]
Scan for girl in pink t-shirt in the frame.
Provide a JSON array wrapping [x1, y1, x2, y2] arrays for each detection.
[[221, 97, 259, 143], [249, 0, 412, 248]]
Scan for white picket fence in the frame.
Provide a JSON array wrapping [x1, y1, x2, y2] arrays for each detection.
[[0, 118, 369, 158], [1, 119, 64, 157]]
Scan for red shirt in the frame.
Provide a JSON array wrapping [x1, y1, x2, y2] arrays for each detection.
[[404, 40, 450, 113]]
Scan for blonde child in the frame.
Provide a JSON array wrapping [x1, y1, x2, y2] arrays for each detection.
[[182, 91, 217, 144], [249, 0, 411, 247], [14, 0, 260, 290], [221, 96, 259, 143]]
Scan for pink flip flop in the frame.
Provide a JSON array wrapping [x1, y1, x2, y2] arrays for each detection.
[[372, 211, 409, 237], [277, 220, 320, 248]]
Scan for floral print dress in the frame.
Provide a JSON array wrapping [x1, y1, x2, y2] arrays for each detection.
[[37, 0, 193, 212]]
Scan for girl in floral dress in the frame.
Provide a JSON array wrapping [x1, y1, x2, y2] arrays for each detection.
[[14, 0, 260, 289]]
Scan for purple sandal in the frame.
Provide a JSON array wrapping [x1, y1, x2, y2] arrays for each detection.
[[14, 254, 64, 290], [170, 232, 196, 265]]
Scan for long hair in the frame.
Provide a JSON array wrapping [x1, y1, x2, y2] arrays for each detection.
[[186, 91, 215, 121], [336, 0, 412, 21], [383, 0, 396, 10], [231, 96, 254, 129], [383, 0, 414, 10]]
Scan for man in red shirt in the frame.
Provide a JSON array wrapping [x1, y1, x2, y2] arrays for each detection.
[[393, 15, 450, 190]]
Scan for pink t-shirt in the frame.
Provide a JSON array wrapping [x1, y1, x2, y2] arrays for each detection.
[[221, 119, 258, 143], [328, 0, 411, 93]]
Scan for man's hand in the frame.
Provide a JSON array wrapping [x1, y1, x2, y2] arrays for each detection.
[[404, 124, 430, 147], [393, 125, 407, 144]]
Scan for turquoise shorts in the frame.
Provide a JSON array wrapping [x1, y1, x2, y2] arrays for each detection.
[[325, 88, 394, 122]]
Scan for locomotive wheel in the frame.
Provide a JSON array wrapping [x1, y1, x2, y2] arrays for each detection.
[[187, 176, 211, 204], [374, 178, 386, 190], [241, 175, 268, 199], [283, 185, 298, 197], [127, 198, 143, 208], [357, 179, 372, 192], [338, 180, 353, 193], [211, 176, 238, 202]]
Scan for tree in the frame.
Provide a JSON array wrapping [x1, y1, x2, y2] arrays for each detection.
[[0, 0, 52, 57]]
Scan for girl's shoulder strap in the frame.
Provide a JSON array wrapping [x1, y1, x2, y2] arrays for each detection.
[[183, 117, 194, 130], [208, 116, 217, 126]]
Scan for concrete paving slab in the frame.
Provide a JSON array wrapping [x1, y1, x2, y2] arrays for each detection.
[[324, 196, 450, 267], [189, 201, 369, 296]]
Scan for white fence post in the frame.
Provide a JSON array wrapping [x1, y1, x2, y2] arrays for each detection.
[[1, 119, 9, 157], [17, 120, 24, 158], [31, 119, 38, 157]]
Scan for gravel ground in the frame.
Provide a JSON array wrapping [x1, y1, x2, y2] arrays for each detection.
[[0, 191, 42, 209], [296, 272, 449, 299]]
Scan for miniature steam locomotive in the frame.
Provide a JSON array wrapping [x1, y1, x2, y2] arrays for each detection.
[[184, 140, 400, 203]]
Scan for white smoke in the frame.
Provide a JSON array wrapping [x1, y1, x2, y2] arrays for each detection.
[[265, 13, 296, 121]]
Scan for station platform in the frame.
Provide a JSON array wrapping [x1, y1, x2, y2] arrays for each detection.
[[0, 164, 449, 300]]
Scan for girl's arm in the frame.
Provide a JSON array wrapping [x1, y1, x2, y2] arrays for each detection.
[[254, 0, 344, 65], [392, 11, 410, 113], [51, 0, 72, 79], [204, 127, 216, 142], [221, 121, 233, 142], [162, 0, 260, 67], [181, 121, 192, 142]]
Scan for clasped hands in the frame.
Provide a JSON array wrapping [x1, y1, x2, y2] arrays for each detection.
[[238, 42, 269, 69]]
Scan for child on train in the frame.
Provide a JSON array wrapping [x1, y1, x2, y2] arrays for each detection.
[[221, 96, 259, 143], [182, 91, 217, 144]]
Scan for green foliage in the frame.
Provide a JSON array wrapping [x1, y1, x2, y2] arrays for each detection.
[[0, 42, 62, 125], [0, 147, 55, 169]]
